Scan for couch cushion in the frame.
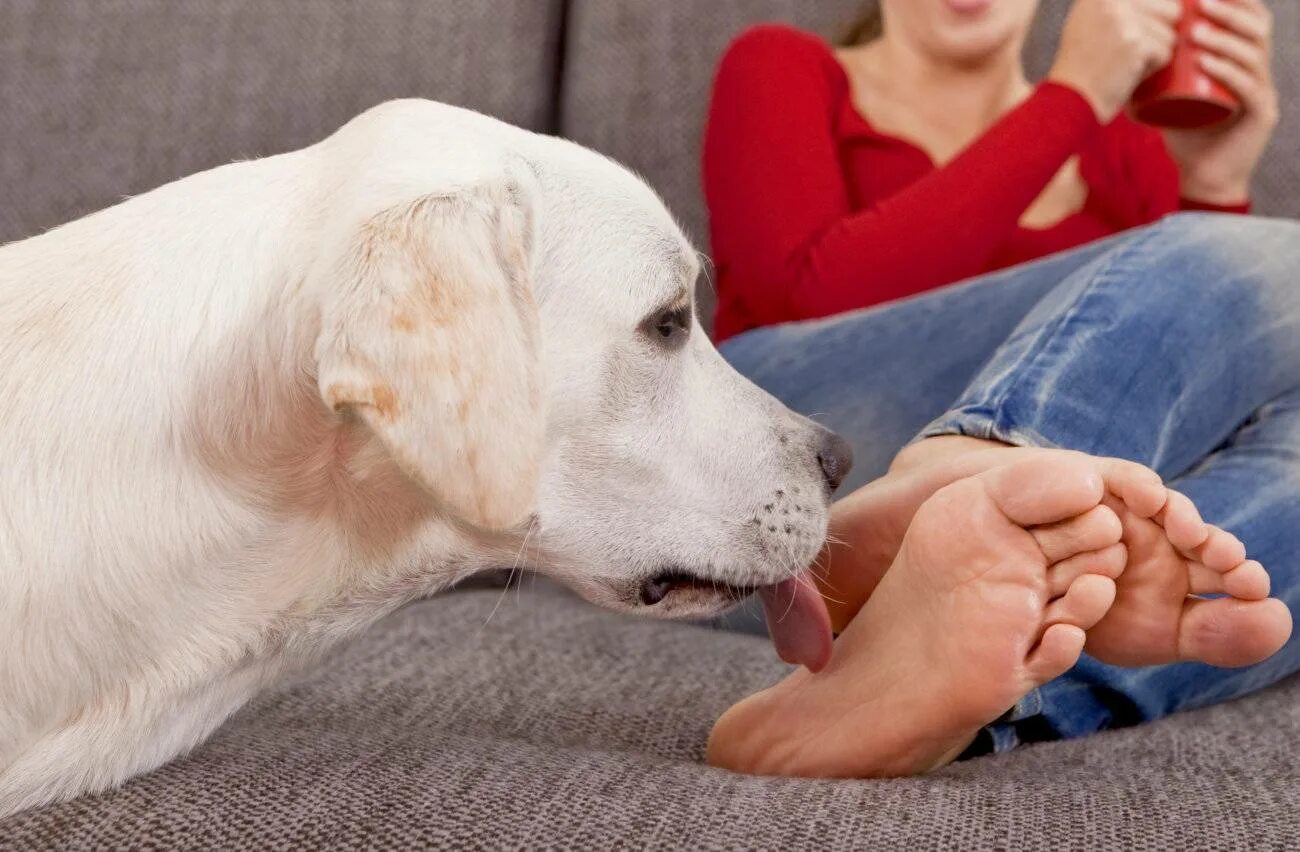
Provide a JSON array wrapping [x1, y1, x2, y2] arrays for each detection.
[[4, 581, 1298, 849], [0, 0, 563, 245], [559, 2, 860, 257], [560, 1, 1300, 326]]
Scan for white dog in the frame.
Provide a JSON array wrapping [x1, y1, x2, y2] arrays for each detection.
[[0, 100, 851, 815]]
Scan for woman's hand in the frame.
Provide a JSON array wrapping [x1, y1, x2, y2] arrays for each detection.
[[1164, 0, 1278, 206], [1049, 0, 1182, 122]]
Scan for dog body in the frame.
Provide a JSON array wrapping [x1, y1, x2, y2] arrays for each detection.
[[0, 101, 846, 815]]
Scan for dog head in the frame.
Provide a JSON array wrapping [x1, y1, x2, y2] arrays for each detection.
[[315, 125, 849, 665], [523, 140, 851, 626]]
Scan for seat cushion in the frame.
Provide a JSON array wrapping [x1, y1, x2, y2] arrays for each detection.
[[0, 0, 563, 245], [4, 581, 1298, 849]]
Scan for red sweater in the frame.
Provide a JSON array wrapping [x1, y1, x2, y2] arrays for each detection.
[[704, 25, 1248, 341]]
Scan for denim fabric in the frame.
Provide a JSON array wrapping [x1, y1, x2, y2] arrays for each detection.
[[719, 213, 1300, 750]]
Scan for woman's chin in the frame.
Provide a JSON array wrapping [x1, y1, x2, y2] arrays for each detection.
[[927, 0, 1037, 60], [928, 19, 1027, 67], [943, 0, 994, 14]]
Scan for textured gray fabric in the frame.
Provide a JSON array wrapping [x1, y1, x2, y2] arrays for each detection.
[[0, 0, 563, 245], [561, 1, 1300, 324], [3, 582, 1298, 849], [560, 1, 863, 253], [4, 2, 1300, 846]]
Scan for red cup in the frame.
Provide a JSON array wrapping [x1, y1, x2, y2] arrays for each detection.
[[1131, 0, 1241, 129]]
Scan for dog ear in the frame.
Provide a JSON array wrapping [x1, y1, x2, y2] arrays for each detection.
[[315, 173, 544, 531]]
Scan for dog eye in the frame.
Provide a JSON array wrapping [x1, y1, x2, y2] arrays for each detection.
[[644, 305, 691, 348]]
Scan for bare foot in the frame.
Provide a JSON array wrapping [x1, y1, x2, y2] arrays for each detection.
[[709, 452, 1133, 778], [816, 437, 1168, 630], [1083, 494, 1292, 667], [818, 437, 1292, 670]]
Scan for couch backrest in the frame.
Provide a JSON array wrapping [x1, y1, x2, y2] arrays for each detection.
[[3, 0, 1296, 323], [0, 0, 564, 245]]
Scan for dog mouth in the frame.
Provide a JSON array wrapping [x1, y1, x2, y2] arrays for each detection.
[[637, 570, 756, 606], [636, 568, 833, 672]]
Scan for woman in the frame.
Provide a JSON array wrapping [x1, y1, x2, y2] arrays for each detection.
[[702, 0, 1300, 776], [705, 0, 1272, 340]]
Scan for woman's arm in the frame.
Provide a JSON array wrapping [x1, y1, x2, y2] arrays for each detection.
[[1166, 0, 1275, 211], [703, 27, 1103, 326], [1122, 126, 1251, 222]]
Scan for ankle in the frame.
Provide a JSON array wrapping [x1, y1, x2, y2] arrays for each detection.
[[889, 435, 1013, 474]]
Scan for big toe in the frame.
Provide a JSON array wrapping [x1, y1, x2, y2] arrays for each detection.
[[1179, 597, 1293, 668], [981, 453, 1105, 527]]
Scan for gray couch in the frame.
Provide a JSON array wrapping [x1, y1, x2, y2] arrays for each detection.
[[2, 1, 1298, 848]]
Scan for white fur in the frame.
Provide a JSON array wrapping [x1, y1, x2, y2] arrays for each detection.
[[0, 100, 837, 815]]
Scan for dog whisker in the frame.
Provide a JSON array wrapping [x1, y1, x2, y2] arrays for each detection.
[[482, 516, 538, 629]]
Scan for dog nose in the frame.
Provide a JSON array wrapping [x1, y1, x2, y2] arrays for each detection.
[[815, 429, 854, 493]]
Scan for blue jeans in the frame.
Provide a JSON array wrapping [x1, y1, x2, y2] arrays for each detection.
[[719, 213, 1300, 752]]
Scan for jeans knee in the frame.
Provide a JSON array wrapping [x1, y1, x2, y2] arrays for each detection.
[[1159, 212, 1300, 269], [1140, 213, 1299, 320]]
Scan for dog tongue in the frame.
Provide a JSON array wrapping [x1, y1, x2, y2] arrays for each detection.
[[758, 572, 833, 673]]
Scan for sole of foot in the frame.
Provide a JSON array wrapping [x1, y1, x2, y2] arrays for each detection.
[[816, 439, 1171, 632], [1084, 493, 1291, 667], [709, 451, 1148, 778]]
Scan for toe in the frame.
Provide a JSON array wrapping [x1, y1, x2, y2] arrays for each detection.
[[1189, 559, 1270, 599], [1097, 457, 1167, 518], [1048, 542, 1127, 597], [1156, 490, 1210, 552], [1194, 526, 1248, 573], [1222, 560, 1271, 600], [1189, 562, 1226, 596], [1178, 597, 1293, 667], [1045, 574, 1116, 630], [981, 453, 1105, 527], [1025, 624, 1087, 685], [1031, 506, 1123, 563]]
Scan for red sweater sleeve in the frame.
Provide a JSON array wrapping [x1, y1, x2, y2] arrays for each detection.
[[704, 26, 1104, 327], [1117, 118, 1251, 219]]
